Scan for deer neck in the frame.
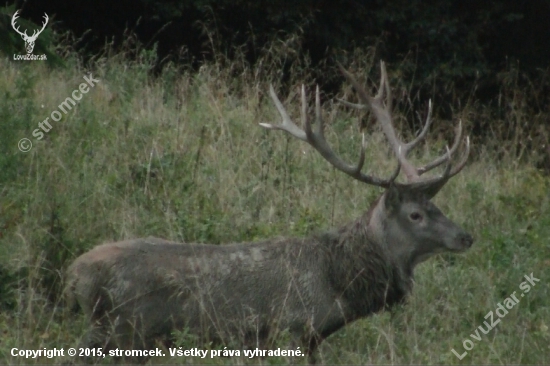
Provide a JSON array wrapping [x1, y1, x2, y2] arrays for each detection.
[[324, 198, 411, 318], [367, 193, 416, 279]]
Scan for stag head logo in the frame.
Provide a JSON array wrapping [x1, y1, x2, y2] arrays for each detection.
[[11, 10, 49, 54]]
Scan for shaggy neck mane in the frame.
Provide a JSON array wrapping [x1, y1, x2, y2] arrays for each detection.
[[322, 198, 413, 319]]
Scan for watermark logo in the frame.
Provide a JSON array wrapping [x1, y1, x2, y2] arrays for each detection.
[[451, 272, 540, 359], [12, 10, 48, 61], [18, 73, 100, 152]]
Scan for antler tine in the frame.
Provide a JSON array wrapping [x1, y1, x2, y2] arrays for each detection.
[[301, 85, 308, 133], [314, 85, 324, 138], [315, 85, 365, 175], [262, 83, 394, 187], [337, 63, 373, 110], [405, 135, 470, 196], [438, 135, 471, 180], [354, 133, 367, 175], [338, 61, 419, 181], [260, 85, 307, 141], [389, 160, 401, 183], [446, 135, 471, 177], [417, 119, 464, 175], [336, 98, 367, 110], [405, 99, 433, 154], [441, 145, 454, 178], [336, 67, 433, 161], [380, 61, 392, 113]]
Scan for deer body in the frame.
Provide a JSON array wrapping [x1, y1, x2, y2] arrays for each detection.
[[67, 187, 471, 362], [66, 229, 404, 356], [66, 62, 473, 363]]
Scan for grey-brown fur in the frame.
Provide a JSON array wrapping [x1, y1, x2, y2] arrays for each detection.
[[65, 186, 473, 363]]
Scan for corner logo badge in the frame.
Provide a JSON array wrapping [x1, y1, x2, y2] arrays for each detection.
[[12, 10, 48, 61]]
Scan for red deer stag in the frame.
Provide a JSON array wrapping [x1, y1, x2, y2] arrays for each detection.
[[65, 61, 473, 364]]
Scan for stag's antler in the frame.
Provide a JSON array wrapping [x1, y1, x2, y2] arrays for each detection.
[[338, 62, 470, 195], [261, 84, 400, 187], [261, 61, 470, 197]]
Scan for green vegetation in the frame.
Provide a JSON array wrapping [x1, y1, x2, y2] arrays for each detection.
[[0, 41, 548, 364]]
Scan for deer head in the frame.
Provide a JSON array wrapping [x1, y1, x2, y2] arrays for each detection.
[[261, 61, 472, 268]]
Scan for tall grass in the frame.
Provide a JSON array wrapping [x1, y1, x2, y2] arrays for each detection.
[[0, 39, 548, 364]]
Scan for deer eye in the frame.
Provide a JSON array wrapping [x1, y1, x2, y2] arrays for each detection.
[[409, 212, 422, 221]]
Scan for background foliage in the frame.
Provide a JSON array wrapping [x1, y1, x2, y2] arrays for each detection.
[[2, 1, 550, 94]]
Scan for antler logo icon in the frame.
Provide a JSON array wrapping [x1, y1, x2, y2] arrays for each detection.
[[11, 10, 49, 54]]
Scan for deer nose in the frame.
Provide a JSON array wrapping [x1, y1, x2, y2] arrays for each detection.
[[459, 232, 474, 248]]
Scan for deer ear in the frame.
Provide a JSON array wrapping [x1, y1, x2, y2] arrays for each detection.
[[384, 184, 403, 212]]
